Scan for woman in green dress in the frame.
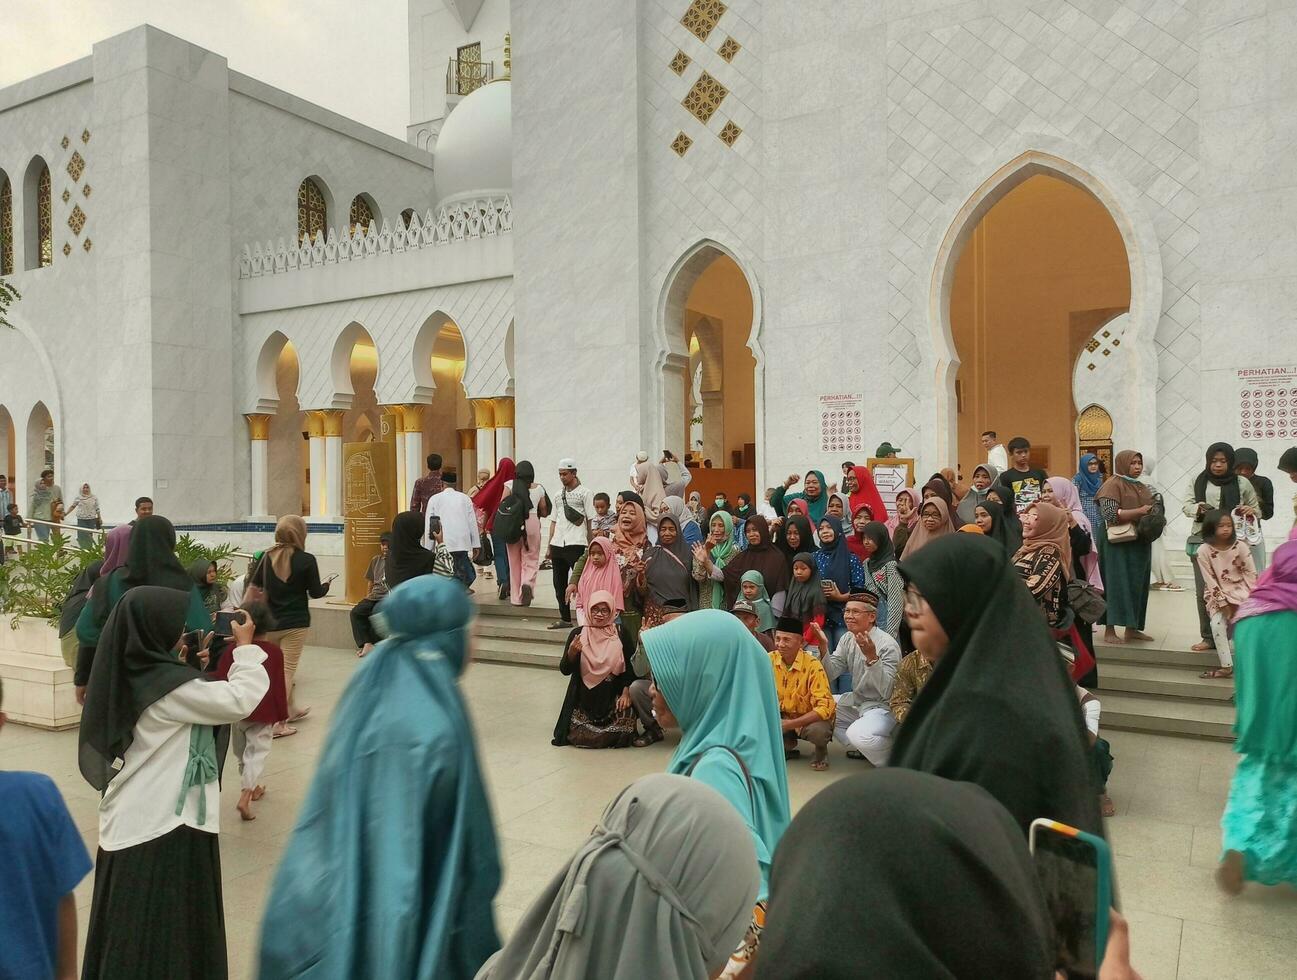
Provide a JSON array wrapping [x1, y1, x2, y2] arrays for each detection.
[[1218, 529, 1297, 893]]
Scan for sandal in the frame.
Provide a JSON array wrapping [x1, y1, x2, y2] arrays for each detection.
[[289, 706, 311, 722], [810, 756, 829, 772], [1199, 666, 1233, 679], [272, 723, 297, 739]]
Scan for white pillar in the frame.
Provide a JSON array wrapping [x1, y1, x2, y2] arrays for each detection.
[[245, 414, 271, 519], [323, 410, 345, 520], [471, 399, 496, 473], [490, 396, 515, 467], [306, 412, 326, 518]]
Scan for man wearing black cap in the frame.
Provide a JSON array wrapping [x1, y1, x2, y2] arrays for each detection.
[[823, 591, 902, 766], [350, 533, 390, 658], [770, 617, 836, 770], [1234, 448, 1273, 570]]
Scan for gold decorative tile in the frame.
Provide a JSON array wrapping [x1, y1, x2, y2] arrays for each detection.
[[682, 70, 728, 124], [67, 204, 86, 235], [61, 188, 71, 204], [1087, 363, 1096, 371], [669, 50, 691, 75], [1102, 329, 1111, 338], [1102, 348, 1111, 357], [719, 119, 742, 146], [681, 0, 727, 42], [1112, 338, 1120, 346], [82, 184, 92, 198], [82, 237, 92, 252], [81, 128, 91, 144], [61, 135, 70, 150], [718, 36, 741, 62], [670, 131, 693, 156], [62, 242, 72, 257], [1086, 338, 1101, 353], [66, 151, 85, 182]]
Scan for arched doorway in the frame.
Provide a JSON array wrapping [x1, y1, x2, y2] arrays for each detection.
[[0, 404, 14, 485], [27, 401, 54, 492], [339, 329, 380, 445], [259, 336, 308, 516], [411, 315, 470, 482], [660, 244, 760, 500], [945, 172, 1130, 475], [1077, 404, 1115, 476]]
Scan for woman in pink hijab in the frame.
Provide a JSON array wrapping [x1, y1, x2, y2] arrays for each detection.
[[551, 590, 637, 749], [1043, 476, 1103, 591], [569, 537, 625, 626]]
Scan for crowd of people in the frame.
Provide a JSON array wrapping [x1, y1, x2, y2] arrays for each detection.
[[4, 432, 1297, 978]]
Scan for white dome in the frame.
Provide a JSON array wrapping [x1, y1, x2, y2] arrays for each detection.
[[434, 80, 511, 206]]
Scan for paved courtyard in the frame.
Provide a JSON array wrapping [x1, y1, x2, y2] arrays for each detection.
[[4, 633, 1296, 979]]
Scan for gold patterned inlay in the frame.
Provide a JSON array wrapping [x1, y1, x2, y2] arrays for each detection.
[[62, 242, 71, 257], [67, 205, 86, 235], [718, 120, 742, 146], [718, 36, 740, 62], [81, 129, 91, 144], [681, 0, 727, 42], [682, 71, 728, 124], [670, 131, 693, 156], [669, 50, 691, 75], [82, 184, 92, 198], [60, 135, 70, 150], [61, 188, 71, 204], [82, 237, 92, 252], [66, 151, 85, 182]]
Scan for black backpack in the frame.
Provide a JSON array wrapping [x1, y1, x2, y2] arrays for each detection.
[[494, 494, 527, 544]]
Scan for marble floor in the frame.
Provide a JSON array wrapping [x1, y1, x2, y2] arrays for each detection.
[[4, 640, 1295, 979]]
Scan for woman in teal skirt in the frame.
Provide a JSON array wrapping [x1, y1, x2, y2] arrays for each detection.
[[1094, 450, 1158, 643], [1218, 529, 1297, 893]]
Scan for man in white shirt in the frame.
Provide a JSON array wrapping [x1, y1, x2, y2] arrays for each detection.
[[819, 591, 902, 766], [982, 430, 1009, 474], [548, 458, 595, 628], [424, 473, 480, 589]]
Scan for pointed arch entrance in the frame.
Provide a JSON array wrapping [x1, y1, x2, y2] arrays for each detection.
[[927, 149, 1161, 475]]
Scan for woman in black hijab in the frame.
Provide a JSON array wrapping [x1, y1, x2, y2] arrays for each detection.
[[972, 497, 1021, 553], [776, 513, 814, 569], [58, 558, 102, 667], [80, 586, 270, 980], [892, 533, 1104, 838], [757, 769, 1054, 979], [386, 510, 438, 588], [1184, 442, 1260, 652], [75, 515, 210, 690]]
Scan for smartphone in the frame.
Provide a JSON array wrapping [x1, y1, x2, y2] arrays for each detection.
[[1029, 818, 1113, 980], [213, 610, 246, 636], [181, 629, 205, 652]]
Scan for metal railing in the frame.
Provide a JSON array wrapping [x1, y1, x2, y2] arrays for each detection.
[[446, 57, 494, 97], [5, 517, 255, 560]]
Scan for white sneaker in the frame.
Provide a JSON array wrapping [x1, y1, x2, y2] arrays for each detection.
[[1243, 510, 1262, 546], [1232, 509, 1247, 544]]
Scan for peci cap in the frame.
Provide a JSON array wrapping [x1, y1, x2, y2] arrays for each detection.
[[844, 591, 879, 609]]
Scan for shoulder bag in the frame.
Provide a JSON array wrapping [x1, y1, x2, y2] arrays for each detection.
[[243, 554, 269, 604], [561, 489, 585, 525]]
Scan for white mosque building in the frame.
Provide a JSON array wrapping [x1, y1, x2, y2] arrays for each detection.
[[1, 0, 1295, 540]]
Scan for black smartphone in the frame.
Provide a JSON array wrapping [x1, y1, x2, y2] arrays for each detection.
[[1030, 819, 1113, 980], [213, 610, 246, 636], [181, 629, 205, 652]]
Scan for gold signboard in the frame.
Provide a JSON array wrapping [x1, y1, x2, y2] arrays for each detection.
[[344, 440, 397, 603]]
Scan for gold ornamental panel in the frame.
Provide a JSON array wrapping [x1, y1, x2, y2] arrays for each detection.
[[470, 398, 496, 429], [322, 410, 346, 438], [718, 36, 741, 62], [681, 0, 727, 42], [66, 151, 85, 182], [490, 396, 515, 427], [669, 50, 691, 75], [682, 71, 728, 124], [671, 132, 693, 156], [718, 120, 742, 146], [244, 414, 272, 441], [1077, 405, 1114, 441]]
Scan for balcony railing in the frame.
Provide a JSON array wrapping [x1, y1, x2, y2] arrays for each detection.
[[446, 57, 494, 97]]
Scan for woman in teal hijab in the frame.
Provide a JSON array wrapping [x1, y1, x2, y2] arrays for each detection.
[[643, 610, 790, 975], [691, 511, 736, 609], [771, 469, 830, 524], [258, 575, 501, 980]]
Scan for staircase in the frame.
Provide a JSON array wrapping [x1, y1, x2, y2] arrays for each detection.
[[467, 569, 1236, 742]]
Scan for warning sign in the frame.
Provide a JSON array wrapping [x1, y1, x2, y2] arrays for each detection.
[[1236, 366, 1297, 441], [819, 393, 863, 454]]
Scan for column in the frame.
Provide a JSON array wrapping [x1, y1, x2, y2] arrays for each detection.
[[471, 398, 496, 474], [306, 411, 326, 518], [491, 396, 515, 465], [457, 429, 476, 483], [400, 404, 425, 507], [244, 414, 272, 519], [701, 390, 724, 465], [322, 410, 346, 521]]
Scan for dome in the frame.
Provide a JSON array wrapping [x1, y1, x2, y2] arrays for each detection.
[[434, 80, 511, 206]]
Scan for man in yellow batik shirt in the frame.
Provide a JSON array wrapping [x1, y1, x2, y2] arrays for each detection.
[[770, 617, 835, 771]]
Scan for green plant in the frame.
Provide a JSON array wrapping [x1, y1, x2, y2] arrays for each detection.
[[0, 533, 102, 627], [175, 535, 240, 585], [0, 277, 20, 330]]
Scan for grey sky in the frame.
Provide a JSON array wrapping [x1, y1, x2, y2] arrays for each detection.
[[0, 0, 410, 139]]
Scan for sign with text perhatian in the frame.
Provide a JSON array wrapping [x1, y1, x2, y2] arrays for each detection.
[[819, 393, 863, 454], [1237, 367, 1297, 442]]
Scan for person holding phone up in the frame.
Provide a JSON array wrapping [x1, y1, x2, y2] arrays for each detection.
[[259, 516, 334, 737]]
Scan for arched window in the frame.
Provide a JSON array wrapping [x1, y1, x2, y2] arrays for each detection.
[[297, 178, 328, 243], [37, 166, 52, 267], [400, 208, 415, 229], [0, 173, 12, 275], [23, 158, 52, 270], [349, 194, 375, 236]]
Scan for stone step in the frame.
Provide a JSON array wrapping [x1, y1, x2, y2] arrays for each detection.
[[1095, 691, 1235, 741], [1094, 643, 1218, 670], [1096, 663, 1236, 702], [476, 619, 571, 644], [474, 635, 564, 669]]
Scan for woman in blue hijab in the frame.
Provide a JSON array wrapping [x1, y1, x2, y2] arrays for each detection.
[[643, 610, 791, 977], [814, 515, 867, 692], [1073, 453, 1106, 533], [258, 576, 501, 980]]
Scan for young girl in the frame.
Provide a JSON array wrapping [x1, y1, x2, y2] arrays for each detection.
[[210, 601, 289, 821], [1196, 508, 1258, 679], [567, 536, 625, 626], [739, 570, 775, 634], [783, 553, 826, 645]]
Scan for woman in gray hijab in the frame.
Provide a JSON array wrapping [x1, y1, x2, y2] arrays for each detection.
[[955, 462, 1001, 525], [475, 773, 758, 980]]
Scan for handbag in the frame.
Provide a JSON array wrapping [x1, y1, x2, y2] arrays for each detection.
[[1107, 522, 1138, 544], [243, 554, 269, 604], [1137, 491, 1166, 542], [561, 490, 585, 525], [1067, 579, 1107, 625]]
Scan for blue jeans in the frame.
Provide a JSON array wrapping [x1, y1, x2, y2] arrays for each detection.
[[77, 518, 97, 548], [491, 531, 510, 591], [34, 522, 50, 543], [452, 551, 477, 589]]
